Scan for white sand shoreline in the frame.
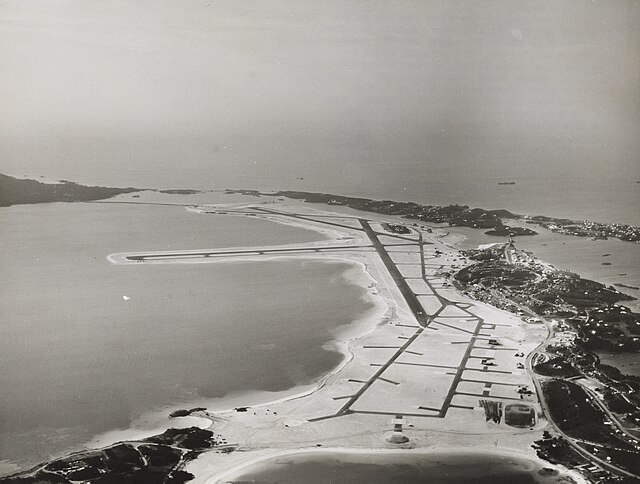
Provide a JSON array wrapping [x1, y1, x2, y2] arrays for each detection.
[[81, 203, 395, 461], [87, 251, 392, 455], [93, 203, 567, 483], [208, 446, 589, 484], [177, 204, 579, 483], [5, 200, 586, 483]]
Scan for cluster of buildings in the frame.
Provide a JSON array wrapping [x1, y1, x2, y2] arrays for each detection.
[[528, 219, 640, 242]]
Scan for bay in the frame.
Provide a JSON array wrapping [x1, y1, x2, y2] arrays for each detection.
[[0, 201, 375, 471]]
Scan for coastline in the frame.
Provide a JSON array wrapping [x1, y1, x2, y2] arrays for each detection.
[[72, 251, 392, 471], [449, 223, 640, 309], [207, 447, 589, 484], [188, 202, 365, 245], [0, 201, 391, 477], [177, 205, 557, 482], [5, 197, 628, 483]]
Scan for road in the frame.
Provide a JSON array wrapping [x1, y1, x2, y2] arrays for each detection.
[[527, 319, 640, 479], [115, 203, 639, 478]]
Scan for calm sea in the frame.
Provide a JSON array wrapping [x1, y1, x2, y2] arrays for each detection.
[[11, 170, 640, 227], [0, 182, 637, 474], [0, 200, 375, 472], [227, 451, 576, 484]]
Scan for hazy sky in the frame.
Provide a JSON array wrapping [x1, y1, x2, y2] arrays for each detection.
[[0, 0, 638, 189]]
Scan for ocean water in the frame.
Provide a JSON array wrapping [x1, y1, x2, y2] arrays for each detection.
[[1, 1, 638, 478], [2, 1, 639, 226], [451, 224, 640, 310], [10, 171, 640, 227], [227, 451, 576, 484], [0, 201, 375, 471]]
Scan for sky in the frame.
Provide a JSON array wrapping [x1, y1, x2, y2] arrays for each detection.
[[0, 0, 639, 191]]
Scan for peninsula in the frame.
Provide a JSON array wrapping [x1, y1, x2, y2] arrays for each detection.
[[225, 189, 640, 243], [0, 174, 142, 206], [2, 174, 637, 243], [0, 174, 205, 207], [2, 178, 639, 484], [453, 243, 640, 479]]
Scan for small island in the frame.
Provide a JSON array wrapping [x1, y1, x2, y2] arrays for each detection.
[[485, 226, 538, 237]]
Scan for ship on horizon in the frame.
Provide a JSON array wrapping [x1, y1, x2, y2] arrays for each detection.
[[498, 181, 516, 185]]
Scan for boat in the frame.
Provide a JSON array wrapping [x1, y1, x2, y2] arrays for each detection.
[[498, 181, 516, 185]]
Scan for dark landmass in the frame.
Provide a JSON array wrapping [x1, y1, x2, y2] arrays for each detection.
[[536, 379, 640, 478], [158, 189, 204, 195], [524, 215, 640, 242], [381, 222, 411, 234], [465, 260, 633, 318], [543, 380, 632, 448], [4, 176, 637, 242], [532, 356, 580, 378], [0, 427, 232, 484], [169, 407, 207, 418], [532, 434, 638, 484], [455, 245, 639, 352], [533, 434, 584, 468], [0, 174, 209, 208], [225, 189, 640, 243], [0, 174, 142, 207], [542, 379, 640, 475], [581, 444, 640, 477], [452, 243, 640, 478], [578, 305, 640, 352], [225, 189, 534, 234], [485, 226, 538, 237], [533, 342, 640, 447]]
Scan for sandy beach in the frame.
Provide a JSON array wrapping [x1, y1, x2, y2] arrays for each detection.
[[209, 447, 588, 484], [4, 198, 585, 482], [0, 196, 599, 483], [103, 202, 575, 483], [87, 206, 391, 461]]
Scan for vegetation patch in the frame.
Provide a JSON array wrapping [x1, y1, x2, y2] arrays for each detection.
[[542, 380, 632, 449]]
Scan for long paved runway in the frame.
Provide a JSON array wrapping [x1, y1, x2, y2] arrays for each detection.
[[112, 204, 539, 424]]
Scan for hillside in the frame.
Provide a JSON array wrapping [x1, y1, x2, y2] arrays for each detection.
[[0, 174, 142, 206]]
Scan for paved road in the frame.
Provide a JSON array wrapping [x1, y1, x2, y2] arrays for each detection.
[[527, 320, 639, 479], [579, 383, 640, 444]]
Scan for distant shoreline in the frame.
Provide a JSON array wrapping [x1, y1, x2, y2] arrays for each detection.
[[224, 189, 640, 243], [2, 173, 638, 243], [3, 179, 639, 483]]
